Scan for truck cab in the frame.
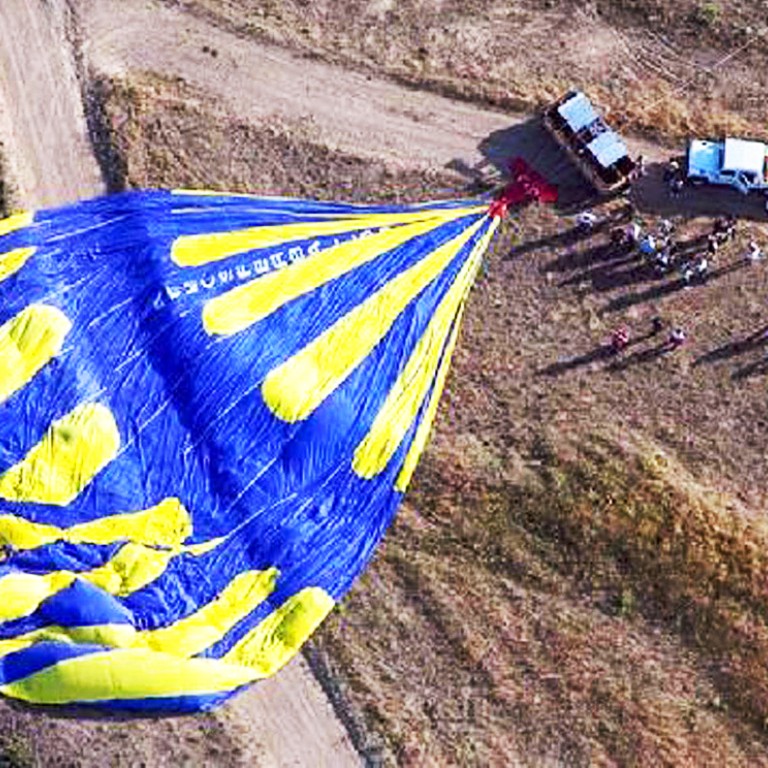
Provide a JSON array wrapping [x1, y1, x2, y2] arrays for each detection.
[[687, 138, 768, 194]]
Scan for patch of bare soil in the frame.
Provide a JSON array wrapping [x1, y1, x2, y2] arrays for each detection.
[[101, 71, 768, 765], [0, 0, 102, 208], [182, 0, 768, 141], [97, 72, 459, 199]]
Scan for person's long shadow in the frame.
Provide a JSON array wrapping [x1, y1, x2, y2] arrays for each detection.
[[694, 324, 768, 366], [510, 226, 594, 261], [538, 327, 668, 376], [602, 277, 688, 313], [558, 251, 639, 287], [537, 343, 616, 376], [588, 260, 660, 293], [545, 242, 621, 274], [606, 339, 673, 371], [603, 259, 749, 313], [732, 357, 768, 380]]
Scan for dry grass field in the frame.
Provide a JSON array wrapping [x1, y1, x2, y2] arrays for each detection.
[[184, 0, 768, 141]]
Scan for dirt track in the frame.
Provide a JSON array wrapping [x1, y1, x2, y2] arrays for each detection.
[[81, 0, 517, 175], [0, 0, 102, 208]]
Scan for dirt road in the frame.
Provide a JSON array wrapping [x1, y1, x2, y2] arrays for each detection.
[[81, 0, 768, 222], [82, 0, 516, 174], [0, 0, 102, 208]]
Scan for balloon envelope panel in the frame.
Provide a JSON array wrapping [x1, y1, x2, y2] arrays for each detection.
[[0, 190, 496, 711]]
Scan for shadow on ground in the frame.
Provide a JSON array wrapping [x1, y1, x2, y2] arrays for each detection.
[[449, 116, 598, 212]]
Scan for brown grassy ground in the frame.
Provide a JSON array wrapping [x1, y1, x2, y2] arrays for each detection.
[[96, 73, 456, 200], [99, 72, 768, 765], [180, 0, 768, 142]]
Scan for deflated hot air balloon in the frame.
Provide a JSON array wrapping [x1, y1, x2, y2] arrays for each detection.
[[0, 164, 555, 711]]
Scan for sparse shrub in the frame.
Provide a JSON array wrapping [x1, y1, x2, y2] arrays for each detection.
[[692, 1, 722, 26]]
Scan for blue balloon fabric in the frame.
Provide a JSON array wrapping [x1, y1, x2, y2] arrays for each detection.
[[0, 190, 499, 711]]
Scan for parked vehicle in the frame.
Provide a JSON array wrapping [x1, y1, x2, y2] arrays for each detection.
[[542, 90, 636, 194], [686, 137, 768, 195]]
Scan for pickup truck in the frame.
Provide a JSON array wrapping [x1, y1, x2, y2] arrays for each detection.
[[686, 137, 768, 195]]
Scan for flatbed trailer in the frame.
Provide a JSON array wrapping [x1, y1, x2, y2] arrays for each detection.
[[542, 90, 635, 194]]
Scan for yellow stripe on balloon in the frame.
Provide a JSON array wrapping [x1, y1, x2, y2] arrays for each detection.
[[135, 568, 278, 657], [0, 211, 33, 238], [203, 214, 476, 336], [395, 223, 499, 491], [352, 220, 496, 479], [0, 248, 35, 283], [0, 497, 192, 551], [0, 403, 119, 506], [171, 205, 484, 266], [222, 586, 334, 677], [0, 534, 221, 623], [395, 309, 466, 492], [84, 543, 181, 597], [0, 547, 162, 622], [0, 304, 71, 404], [262, 219, 485, 423], [0, 637, 36, 660], [0, 572, 76, 623], [0, 625, 137, 659], [0, 212, 34, 282], [0, 648, 259, 705]]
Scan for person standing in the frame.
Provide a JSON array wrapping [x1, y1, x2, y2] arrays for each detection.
[[746, 241, 763, 263], [576, 211, 599, 232], [667, 327, 686, 350], [663, 158, 681, 183], [669, 176, 684, 197], [611, 325, 630, 353]]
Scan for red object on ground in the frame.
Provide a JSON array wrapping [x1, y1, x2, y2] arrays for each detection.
[[611, 325, 630, 352], [488, 157, 558, 218]]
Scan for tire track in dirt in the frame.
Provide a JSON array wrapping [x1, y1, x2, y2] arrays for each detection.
[[0, 0, 102, 208]]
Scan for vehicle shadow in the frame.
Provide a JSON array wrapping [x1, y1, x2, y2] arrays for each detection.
[[452, 116, 602, 213], [631, 161, 768, 222]]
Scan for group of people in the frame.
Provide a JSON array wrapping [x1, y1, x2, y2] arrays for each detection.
[[609, 210, 764, 285], [567, 151, 768, 364], [623, 215, 713, 285], [572, 206, 768, 361]]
